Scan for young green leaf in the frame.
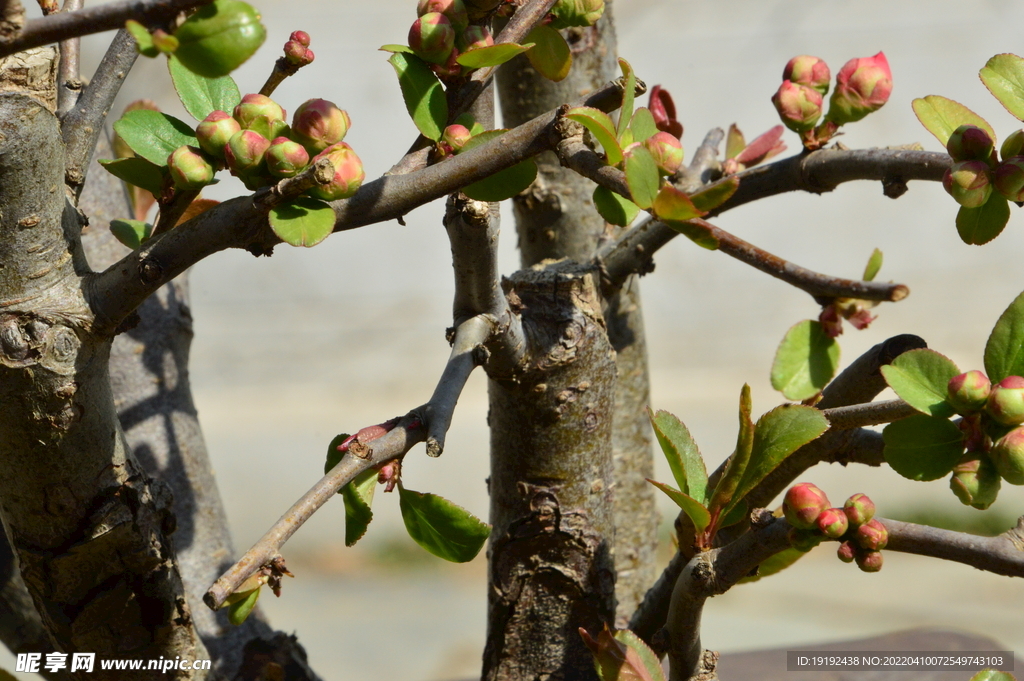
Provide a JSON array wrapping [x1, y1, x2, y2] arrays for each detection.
[[112, 110, 198, 166], [624, 145, 659, 209], [652, 185, 707, 225], [658, 212, 718, 249], [770, 320, 840, 401], [109, 219, 153, 250], [126, 20, 160, 58], [737, 547, 806, 584], [168, 54, 242, 121], [99, 157, 167, 195], [269, 197, 335, 248], [398, 485, 490, 562], [647, 480, 710, 533], [956, 194, 1010, 246], [389, 52, 448, 141], [456, 42, 532, 69], [690, 176, 739, 214], [880, 348, 960, 418], [883, 414, 965, 481], [725, 124, 746, 160], [647, 408, 707, 502], [226, 587, 260, 625], [324, 433, 349, 480], [707, 385, 754, 516], [580, 626, 667, 681], [564, 107, 623, 166], [593, 186, 640, 226], [171, 0, 266, 78], [524, 24, 571, 82], [613, 629, 667, 681], [980, 54, 1024, 121], [911, 95, 996, 148], [969, 671, 1016, 681], [379, 44, 415, 54], [863, 248, 883, 281], [342, 469, 377, 546], [985, 289, 1024, 382], [616, 58, 636, 141], [629, 107, 658, 143]]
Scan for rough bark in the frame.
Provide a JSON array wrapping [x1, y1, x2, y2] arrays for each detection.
[[497, 1, 658, 624]]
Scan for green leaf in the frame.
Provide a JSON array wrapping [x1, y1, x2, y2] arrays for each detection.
[[324, 433, 349, 481], [653, 185, 705, 222], [629, 107, 658, 143], [593, 186, 640, 226], [911, 95, 996, 148], [883, 414, 965, 481], [623, 145, 659, 210], [268, 197, 335, 247], [970, 671, 1017, 681], [880, 348, 960, 418], [342, 469, 377, 546], [725, 124, 745, 160], [113, 110, 198, 166], [647, 480, 710, 533], [565, 107, 623, 166], [109, 219, 153, 250], [770, 320, 840, 401], [126, 19, 159, 58], [690, 176, 739, 214], [379, 44, 414, 54], [613, 629, 667, 681], [708, 385, 754, 517], [985, 289, 1024, 382], [389, 52, 448, 141], [617, 58, 636, 141], [648, 408, 707, 503], [226, 587, 260, 625], [457, 42, 532, 68], [168, 54, 241, 121], [731, 404, 830, 506], [171, 0, 266, 78], [737, 547, 807, 584], [863, 248, 883, 281], [524, 25, 571, 82], [956, 194, 1010, 245], [463, 160, 537, 201], [980, 54, 1024, 121], [99, 157, 166, 195], [398, 485, 490, 562]]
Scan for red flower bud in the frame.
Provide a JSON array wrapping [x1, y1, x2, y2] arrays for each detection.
[[292, 99, 351, 154], [167, 145, 215, 189], [196, 110, 242, 159], [458, 24, 493, 52], [289, 30, 310, 47], [943, 160, 993, 208], [990, 425, 1024, 485], [947, 370, 991, 415], [224, 129, 271, 175], [986, 375, 1024, 426], [947, 125, 995, 163], [854, 519, 888, 551], [442, 124, 472, 154], [856, 549, 883, 573], [309, 142, 365, 201], [772, 80, 823, 134], [843, 493, 875, 527], [644, 131, 684, 175], [783, 482, 830, 530], [783, 55, 831, 95], [836, 540, 857, 563], [950, 454, 1002, 509], [417, 0, 468, 33], [816, 507, 849, 539], [233, 93, 287, 140], [409, 12, 455, 65], [994, 158, 1024, 202], [283, 39, 314, 66], [825, 52, 892, 126], [265, 137, 310, 178]]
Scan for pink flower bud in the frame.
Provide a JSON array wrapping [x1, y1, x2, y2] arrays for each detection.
[[816, 507, 849, 539], [284, 39, 314, 66], [458, 24, 493, 52], [783, 482, 830, 530], [167, 145, 214, 190], [825, 52, 892, 126], [409, 12, 455, 65], [994, 158, 1024, 202], [942, 160, 993, 208], [644, 131, 684, 175], [442, 123, 472, 154], [843, 493, 875, 527], [836, 540, 857, 563], [224, 129, 271, 175], [854, 519, 888, 551], [986, 375, 1024, 426], [950, 454, 1002, 509], [947, 370, 992, 414], [1001, 129, 1024, 160], [856, 549, 883, 573], [783, 55, 831, 95], [233, 94, 287, 140], [772, 80, 823, 134], [292, 99, 351, 154], [947, 125, 995, 163], [196, 110, 242, 159], [649, 85, 683, 139], [265, 137, 310, 178], [289, 30, 310, 47], [990, 425, 1024, 485], [417, 0, 468, 33], [309, 142, 365, 201], [787, 527, 823, 553]]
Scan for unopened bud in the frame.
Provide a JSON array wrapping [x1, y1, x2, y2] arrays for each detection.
[[783, 55, 830, 95], [196, 110, 242, 158], [417, 0, 468, 33], [265, 137, 310, 178], [548, 0, 604, 29], [224, 129, 271, 175], [836, 540, 857, 564], [783, 482, 830, 530], [856, 549, 883, 573], [644, 131, 684, 175], [409, 12, 455, 65], [816, 507, 850, 539], [990, 425, 1024, 485], [947, 370, 992, 414], [950, 454, 1002, 509], [947, 125, 995, 163], [431, 46, 462, 82], [986, 375, 1024, 426], [843, 493, 875, 527], [1001, 129, 1024, 160], [309, 142, 365, 200], [942, 160, 993, 208], [772, 80, 823, 134], [442, 124, 472, 154], [458, 24, 493, 52], [284, 39, 314, 65], [825, 52, 892, 126], [292, 99, 351, 154], [168, 145, 215, 189], [233, 93, 287, 139], [289, 30, 310, 47], [854, 518, 888, 551], [787, 527, 823, 553], [993, 158, 1024, 202]]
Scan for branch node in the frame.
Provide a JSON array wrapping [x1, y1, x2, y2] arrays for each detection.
[[254, 157, 335, 209], [882, 174, 908, 198]]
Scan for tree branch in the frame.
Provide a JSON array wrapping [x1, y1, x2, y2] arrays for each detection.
[[0, 0, 210, 57], [882, 515, 1024, 578], [55, 0, 82, 116], [820, 399, 917, 430], [423, 316, 488, 457]]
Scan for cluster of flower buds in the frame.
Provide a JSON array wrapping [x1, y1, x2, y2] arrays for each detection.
[[772, 53, 892, 150], [783, 484, 885, 572], [283, 30, 315, 66], [172, 92, 363, 199], [407, 0, 491, 81], [943, 124, 1024, 207], [944, 371, 1024, 498]]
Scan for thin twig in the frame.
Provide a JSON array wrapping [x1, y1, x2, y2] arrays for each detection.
[[423, 316, 490, 457], [820, 399, 917, 430], [882, 515, 1024, 578], [252, 157, 335, 209], [62, 28, 139, 192], [0, 0, 210, 57], [55, 0, 83, 117]]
